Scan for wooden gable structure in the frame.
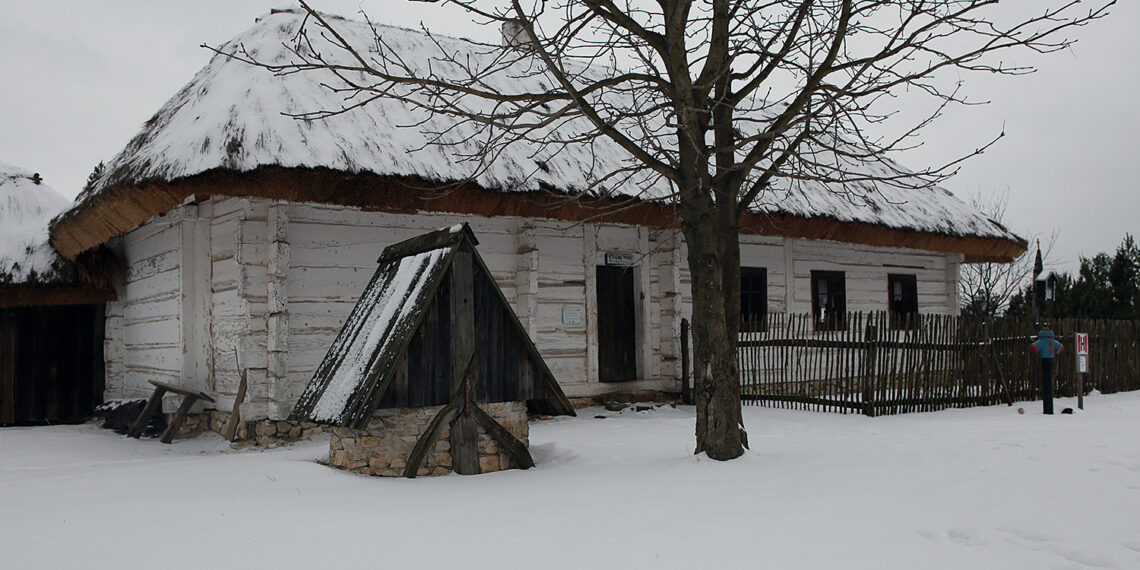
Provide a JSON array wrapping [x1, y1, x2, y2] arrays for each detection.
[[291, 224, 574, 474]]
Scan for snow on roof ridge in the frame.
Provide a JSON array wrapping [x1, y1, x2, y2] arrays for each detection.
[[67, 8, 1021, 247], [1, 162, 71, 285]]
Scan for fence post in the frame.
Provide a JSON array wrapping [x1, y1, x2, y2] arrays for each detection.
[[681, 318, 691, 405], [862, 322, 877, 417]]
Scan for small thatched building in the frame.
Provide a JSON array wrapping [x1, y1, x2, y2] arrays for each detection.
[[1, 162, 116, 425]]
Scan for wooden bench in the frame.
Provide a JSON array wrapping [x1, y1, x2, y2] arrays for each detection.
[[127, 380, 216, 444]]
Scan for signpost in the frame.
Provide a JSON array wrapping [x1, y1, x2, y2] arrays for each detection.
[[1075, 332, 1089, 410], [1029, 328, 1063, 415]]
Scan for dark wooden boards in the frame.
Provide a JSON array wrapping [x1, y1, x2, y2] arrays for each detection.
[[0, 304, 105, 426]]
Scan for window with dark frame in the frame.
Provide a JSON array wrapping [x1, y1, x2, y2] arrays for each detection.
[[810, 270, 846, 331], [888, 273, 919, 328], [740, 267, 767, 332]]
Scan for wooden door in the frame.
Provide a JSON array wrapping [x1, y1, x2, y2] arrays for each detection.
[[1, 309, 15, 425], [596, 266, 637, 382]]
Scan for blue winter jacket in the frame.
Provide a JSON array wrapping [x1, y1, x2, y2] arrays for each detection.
[[1030, 329, 1064, 359]]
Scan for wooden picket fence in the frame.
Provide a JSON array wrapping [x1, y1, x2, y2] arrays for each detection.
[[736, 312, 1140, 416]]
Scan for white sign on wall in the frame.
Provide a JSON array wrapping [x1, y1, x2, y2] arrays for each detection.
[[562, 305, 583, 326], [604, 251, 635, 266]]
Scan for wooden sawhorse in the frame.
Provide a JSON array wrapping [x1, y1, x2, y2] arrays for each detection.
[[128, 380, 216, 444]]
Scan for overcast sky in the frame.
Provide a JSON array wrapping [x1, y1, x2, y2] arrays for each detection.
[[1, 1, 1135, 273]]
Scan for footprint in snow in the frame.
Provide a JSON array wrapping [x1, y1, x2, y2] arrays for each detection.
[[997, 525, 1058, 543], [1054, 548, 1116, 568], [916, 527, 985, 546]]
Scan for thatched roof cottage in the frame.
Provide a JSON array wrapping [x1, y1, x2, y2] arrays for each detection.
[[47, 9, 1024, 430]]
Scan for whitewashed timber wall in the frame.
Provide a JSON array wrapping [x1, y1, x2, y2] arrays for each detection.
[[104, 204, 211, 411], [103, 196, 964, 421]]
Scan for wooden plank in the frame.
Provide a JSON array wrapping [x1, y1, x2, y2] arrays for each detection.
[[450, 251, 475, 393], [449, 414, 479, 475], [377, 224, 475, 264], [223, 343, 247, 441], [148, 379, 215, 402], [404, 353, 479, 478], [128, 385, 168, 438], [159, 394, 200, 444], [471, 403, 535, 470]]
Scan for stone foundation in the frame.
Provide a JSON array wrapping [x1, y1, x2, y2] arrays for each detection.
[[168, 411, 326, 447], [329, 401, 529, 477]]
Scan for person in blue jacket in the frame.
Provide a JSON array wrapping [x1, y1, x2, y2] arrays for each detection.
[[1030, 328, 1064, 414]]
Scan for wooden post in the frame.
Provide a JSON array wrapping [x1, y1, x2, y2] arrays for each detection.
[[128, 385, 168, 438], [681, 318, 691, 405], [988, 326, 1014, 407], [406, 353, 478, 478], [447, 250, 478, 473], [449, 251, 474, 392], [862, 324, 877, 417], [450, 354, 479, 475], [1074, 331, 1086, 410], [223, 342, 247, 441], [472, 404, 534, 470], [160, 395, 199, 444]]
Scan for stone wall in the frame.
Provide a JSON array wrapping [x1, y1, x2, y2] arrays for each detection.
[[329, 401, 529, 477], [172, 411, 326, 447]]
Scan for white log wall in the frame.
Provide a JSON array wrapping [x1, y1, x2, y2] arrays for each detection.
[[103, 197, 967, 420]]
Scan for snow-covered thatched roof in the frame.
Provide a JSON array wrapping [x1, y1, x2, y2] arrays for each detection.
[[51, 8, 1025, 262], [1, 162, 71, 286]]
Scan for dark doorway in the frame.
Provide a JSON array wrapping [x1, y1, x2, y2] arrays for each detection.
[[0, 304, 105, 426], [596, 265, 637, 382]]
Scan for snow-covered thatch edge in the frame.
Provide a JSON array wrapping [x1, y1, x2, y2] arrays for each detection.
[[0, 162, 72, 286], [54, 8, 1023, 260]]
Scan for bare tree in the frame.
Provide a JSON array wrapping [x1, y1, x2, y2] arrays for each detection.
[[222, 0, 1112, 460], [959, 190, 1054, 320]]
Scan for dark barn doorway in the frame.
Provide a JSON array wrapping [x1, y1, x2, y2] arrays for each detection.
[[596, 265, 638, 382], [0, 304, 105, 426]]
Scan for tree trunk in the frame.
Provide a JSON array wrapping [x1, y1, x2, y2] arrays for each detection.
[[717, 202, 746, 449], [683, 192, 744, 461]]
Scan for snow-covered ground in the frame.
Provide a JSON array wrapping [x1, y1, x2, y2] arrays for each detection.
[[2, 394, 1139, 569]]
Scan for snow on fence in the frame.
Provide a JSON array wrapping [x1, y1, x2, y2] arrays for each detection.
[[736, 313, 1140, 416]]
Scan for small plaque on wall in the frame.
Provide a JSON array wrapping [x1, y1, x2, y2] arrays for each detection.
[[562, 305, 583, 325], [605, 251, 635, 266]]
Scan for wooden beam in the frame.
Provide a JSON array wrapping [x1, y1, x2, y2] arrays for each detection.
[[449, 414, 479, 475], [159, 395, 200, 444], [377, 224, 477, 264], [127, 385, 168, 438], [450, 251, 474, 392], [448, 250, 479, 475], [471, 404, 534, 470], [404, 353, 480, 478], [402, 398, 461, 479], [223, 343, 248, 441]]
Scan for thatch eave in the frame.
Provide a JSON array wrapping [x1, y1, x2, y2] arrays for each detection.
[[0, 285, 117, 308], [48, 166, 1027, 263]]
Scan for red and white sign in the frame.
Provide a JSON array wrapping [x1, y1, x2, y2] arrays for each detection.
[[1076, 333, 1089, 356]]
